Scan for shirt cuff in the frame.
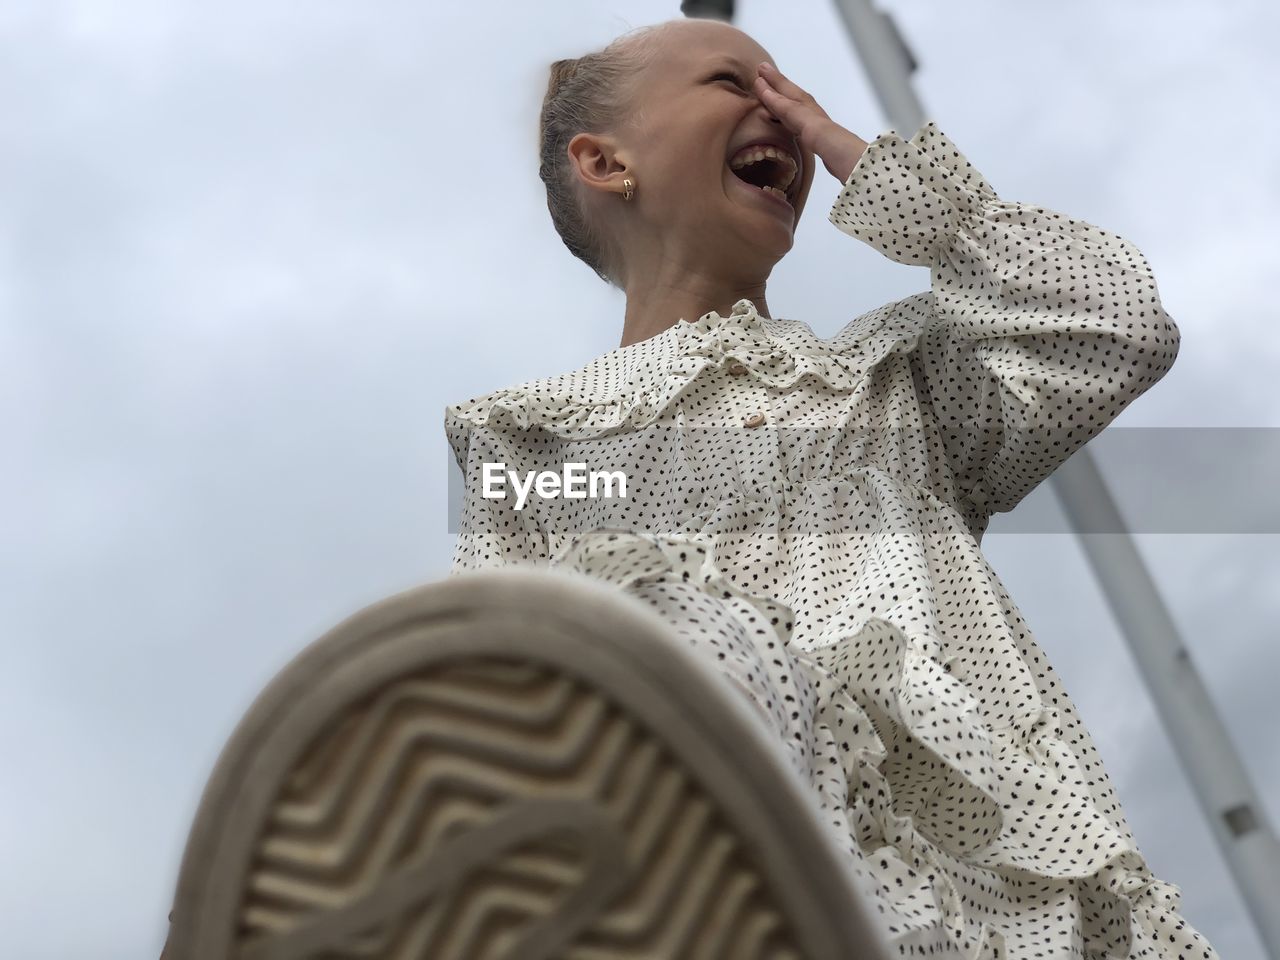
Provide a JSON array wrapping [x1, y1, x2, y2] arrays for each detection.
[[827, 120, 999, 265]]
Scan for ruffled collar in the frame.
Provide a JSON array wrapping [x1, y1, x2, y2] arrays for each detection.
[[602, 297, 783, 387], [445, 296, 926, 452], [672, 297, 776, 354]]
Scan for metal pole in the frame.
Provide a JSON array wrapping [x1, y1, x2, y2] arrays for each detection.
[[679, 0, 734, 21], [1054, 453, 1280, 951], [823, 0, 1280, 952]]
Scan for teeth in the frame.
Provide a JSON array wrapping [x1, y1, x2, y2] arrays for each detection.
[[728, 144, 798, 193], [760, 184, 790, 203]]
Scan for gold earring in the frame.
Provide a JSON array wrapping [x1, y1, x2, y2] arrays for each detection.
[[622, 178, 635, 201]]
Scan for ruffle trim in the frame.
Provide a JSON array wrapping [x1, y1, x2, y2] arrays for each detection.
[[444, 297, 926, 467], [548, 528, 1219, 959], [546, 527, 794, 646]]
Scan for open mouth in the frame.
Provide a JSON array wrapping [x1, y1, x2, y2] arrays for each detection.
[[727, 144, 799, 206]]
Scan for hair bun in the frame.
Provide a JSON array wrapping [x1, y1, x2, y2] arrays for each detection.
[[538, 24, 665, 288]]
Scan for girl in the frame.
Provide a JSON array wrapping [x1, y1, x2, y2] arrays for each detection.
[[165, 16, 1219, 960]]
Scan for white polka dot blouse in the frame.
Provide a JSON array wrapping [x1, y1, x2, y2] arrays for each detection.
[[444, 121, 1218, 959]]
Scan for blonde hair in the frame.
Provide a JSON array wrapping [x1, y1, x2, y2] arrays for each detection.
[[537, 24, 670, 289]]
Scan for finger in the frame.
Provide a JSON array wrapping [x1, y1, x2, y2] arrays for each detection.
[[757, 62, 810, 102], [753, 77, 801, 127], [754, 74, 796, 109]]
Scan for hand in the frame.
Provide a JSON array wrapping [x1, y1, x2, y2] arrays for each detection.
[[754, 62, 869, 184]]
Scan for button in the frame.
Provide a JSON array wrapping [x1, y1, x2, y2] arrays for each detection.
[[727, 361, 748, 376], [743, 411, 766, 428]]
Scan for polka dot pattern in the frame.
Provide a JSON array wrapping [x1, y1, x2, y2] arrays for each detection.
[[444, 122, 1216, 958]]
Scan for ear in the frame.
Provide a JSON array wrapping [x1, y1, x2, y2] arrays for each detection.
[[566, 132, 631, 198]]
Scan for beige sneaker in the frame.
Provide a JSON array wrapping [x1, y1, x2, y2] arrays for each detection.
[[163, 568, 886, 959]]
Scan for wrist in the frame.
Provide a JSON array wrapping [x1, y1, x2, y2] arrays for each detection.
[[815, 124, 868, 184]]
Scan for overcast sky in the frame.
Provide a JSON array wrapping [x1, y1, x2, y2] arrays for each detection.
[[2, 1, 1278, 957]]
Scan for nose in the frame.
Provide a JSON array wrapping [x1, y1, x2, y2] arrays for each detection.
[[753, 96, 783, 125]]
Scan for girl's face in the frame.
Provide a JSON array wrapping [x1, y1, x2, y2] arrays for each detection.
[[575, 20, 818, 273]]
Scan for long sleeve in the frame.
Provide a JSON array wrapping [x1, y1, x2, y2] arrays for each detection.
[[829, 121, 1180, 530], [446, 412, 550, 575]]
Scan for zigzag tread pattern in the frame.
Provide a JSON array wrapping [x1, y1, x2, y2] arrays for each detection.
[[236, 657, 804, 959]]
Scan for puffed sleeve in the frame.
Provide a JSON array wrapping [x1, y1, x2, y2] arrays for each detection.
[[829, 121, 1180, 535], [445, 407, 551, 575]]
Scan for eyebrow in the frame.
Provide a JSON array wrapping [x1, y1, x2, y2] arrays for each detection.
[[704, 56, 755, 74]]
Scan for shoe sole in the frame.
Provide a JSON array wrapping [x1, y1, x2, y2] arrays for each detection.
[[165, 568, 883, 959]]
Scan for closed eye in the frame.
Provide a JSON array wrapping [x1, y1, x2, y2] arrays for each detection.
[[710, 70, 749, 91]]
